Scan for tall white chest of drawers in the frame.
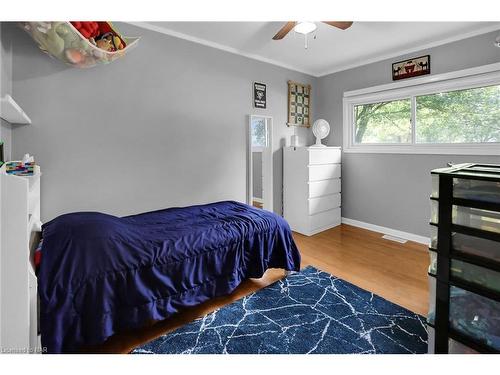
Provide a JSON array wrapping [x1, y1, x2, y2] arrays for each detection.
[[283, 146, 341, 236]]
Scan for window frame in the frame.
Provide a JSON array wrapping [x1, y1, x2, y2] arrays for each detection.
[[343, 63, 500, 155]]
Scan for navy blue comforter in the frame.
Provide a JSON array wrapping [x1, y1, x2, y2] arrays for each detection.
[[39, 201, 301, 353]]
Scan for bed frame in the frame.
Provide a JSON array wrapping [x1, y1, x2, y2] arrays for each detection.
[[0, 164, 42, 353], [0, 165, 292, 353]]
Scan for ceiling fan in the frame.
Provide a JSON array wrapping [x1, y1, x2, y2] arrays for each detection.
[[272, 21, 353, 48]]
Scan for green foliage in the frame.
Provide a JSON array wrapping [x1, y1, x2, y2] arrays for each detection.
[[416, 85, 500, 143], [355, 99, 411, 143], [354, 85, 500, 144]]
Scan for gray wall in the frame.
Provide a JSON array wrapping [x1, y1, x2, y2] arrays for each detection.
[[0, 24, 13, 161], [5, 22, 500, 236], [317, 30, 500, 237], [7, 22, 315, 221], [252, 151, 262, 199]]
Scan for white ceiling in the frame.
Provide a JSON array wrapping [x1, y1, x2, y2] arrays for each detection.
[[132, 21, 500, 76]]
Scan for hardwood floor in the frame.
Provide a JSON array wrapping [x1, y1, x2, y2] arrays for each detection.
[[90, 224, 429, 353], [294, 224, 429, 315]]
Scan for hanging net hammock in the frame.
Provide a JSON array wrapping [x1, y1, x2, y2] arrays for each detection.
[[20, 22, 139, 68]]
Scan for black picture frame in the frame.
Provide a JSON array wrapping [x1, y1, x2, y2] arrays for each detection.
[[253, 82, 267, 109], [392, 55, 430, 81]]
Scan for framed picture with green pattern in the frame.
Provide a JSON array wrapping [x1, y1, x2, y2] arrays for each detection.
[[287, 81, 311, 127]]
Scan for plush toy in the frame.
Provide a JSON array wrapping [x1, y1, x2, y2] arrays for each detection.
[[70, 22, 127, 52], [21, 21, 134, 68], [45, 26, 65, 56], [95, 32, 125, 52], [35, 22, 51, 33], [65, 48, 85, 64], [95, 36, 114, 52], [70, 21, 100, 39], [113, 35, 125, 50], [28, 22, 65, 58]]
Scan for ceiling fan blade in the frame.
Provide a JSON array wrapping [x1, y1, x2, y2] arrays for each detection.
[[272, 22, 297, 40], [322, 21, 353, 30]]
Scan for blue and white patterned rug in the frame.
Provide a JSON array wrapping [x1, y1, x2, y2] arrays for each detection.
[[132, 266, 427, 354]]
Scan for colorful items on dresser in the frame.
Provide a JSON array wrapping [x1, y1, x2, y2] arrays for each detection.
[[5, 154, 35, 176], [19, 22, 139, 68]]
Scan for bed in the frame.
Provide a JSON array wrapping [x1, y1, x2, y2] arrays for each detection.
[[38, 201, 301, 353]]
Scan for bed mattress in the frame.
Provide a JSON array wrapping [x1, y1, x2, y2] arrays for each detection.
[[38, 201, 301, 353]]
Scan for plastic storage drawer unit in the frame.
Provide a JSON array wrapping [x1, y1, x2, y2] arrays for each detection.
[[427, 281, 500, 351], [430, 229, 500, 262], [429, 252, 500, 293], [430, 201, 500, 233], [431, 165, 500, 204], [427, 326, 479, 354], [454, 178, 500, 204], [428, 163, 500, 354]]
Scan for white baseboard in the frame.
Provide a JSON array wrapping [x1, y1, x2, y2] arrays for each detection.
[[252, 197, 263, 203], [304, 220, 342, 236], [341, 217, 430, 246]]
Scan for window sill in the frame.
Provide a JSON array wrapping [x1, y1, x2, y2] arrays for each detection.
[[344, 144, 500, 156]]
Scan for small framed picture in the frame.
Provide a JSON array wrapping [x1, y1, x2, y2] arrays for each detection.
[[392, 55, 430, 81], [253, 82, 267, 109]]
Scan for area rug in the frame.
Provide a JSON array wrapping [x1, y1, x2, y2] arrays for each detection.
[[132, 266, 427, 354]]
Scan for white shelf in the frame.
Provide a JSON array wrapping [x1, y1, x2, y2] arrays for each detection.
[[0, 95, 32, 125], [0, 164, 41, 352], [20, 166, 41, 193], [0, 165, 40, 191]]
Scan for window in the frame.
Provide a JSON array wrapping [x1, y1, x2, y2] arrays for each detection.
[[354, 99, 411, 144], [343, 65, 500, 155], [415, 85, 500, 144]]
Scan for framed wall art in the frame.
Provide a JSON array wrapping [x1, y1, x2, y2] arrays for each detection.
[[287, 81, 311, 127], [392, 55, 430, 81], [253, 82, 267, 109]]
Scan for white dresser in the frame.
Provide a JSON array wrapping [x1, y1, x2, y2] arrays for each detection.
[[283, 146, 341, 236]]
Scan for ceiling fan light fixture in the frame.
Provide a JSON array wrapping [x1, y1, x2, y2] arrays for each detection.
[[495, 34, 500, 48], [294, 22, 317, 35]]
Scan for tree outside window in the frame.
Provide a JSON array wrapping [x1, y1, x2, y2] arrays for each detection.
[[354, 84, 500, 145]]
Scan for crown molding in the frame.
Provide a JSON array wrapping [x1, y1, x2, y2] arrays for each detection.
[[316, 23, 500, 77], [127, 22, 500, 78], [127, 22, 317, 77]]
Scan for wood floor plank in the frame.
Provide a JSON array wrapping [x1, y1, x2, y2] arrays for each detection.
[[294, 225, 429, 316], [87, 224, 429, 353]]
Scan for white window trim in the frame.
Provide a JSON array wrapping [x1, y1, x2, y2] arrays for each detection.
[[343, 62, 500, 155]]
